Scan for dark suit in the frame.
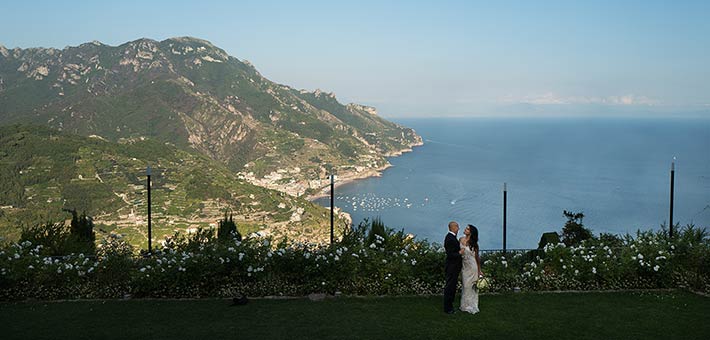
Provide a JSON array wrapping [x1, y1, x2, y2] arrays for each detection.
[[443, 232, 462, 313]]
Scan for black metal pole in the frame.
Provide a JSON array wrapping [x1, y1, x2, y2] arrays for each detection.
[[669, 161, 675, 238], [147, 166, 152, 255], [330, 174, 334, 245], [503, 182, 507, 254]]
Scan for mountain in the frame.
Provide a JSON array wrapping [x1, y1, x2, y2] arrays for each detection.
[[0, 124, 348, 245], [0, 37, 423, 198]]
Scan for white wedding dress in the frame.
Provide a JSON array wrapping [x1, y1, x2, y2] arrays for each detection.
[[460, 240, 480, 314]]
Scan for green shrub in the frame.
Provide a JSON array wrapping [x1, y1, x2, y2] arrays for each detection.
[[561, 210, 593, 246], [217, 212, 241, 242], [19, 221, 68, 256], [1, 219, 708, 300], [538, 232, 560, 249], [64, 208, 96, 254]]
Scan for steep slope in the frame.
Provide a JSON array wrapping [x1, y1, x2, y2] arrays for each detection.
[[0, 37, 422, 197], [0, 125, 348, 245]]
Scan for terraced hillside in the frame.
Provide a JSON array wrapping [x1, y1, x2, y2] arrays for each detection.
[[0, 125, 349, 246]]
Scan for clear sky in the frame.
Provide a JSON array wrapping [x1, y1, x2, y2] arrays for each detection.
[[2, 0, 709, 117]]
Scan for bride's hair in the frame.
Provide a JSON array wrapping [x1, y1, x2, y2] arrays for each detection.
[[467, 224, 479, 252]]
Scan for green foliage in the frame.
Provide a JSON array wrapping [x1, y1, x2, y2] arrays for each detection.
[[598, 232, 624, 248], [18, 216, 95, 256], [0, 125, 337, 245], [560, 210, 593, 246], [1, 223, 709, 300], [538, 232, 560, 249], [19, 221, 69, 256], [63, 208, 96, 254], [217, 211, 241, 242], [365, 217, 388, 246]]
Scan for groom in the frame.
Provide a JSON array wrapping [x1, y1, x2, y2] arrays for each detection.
[[443, 221, 464, 314]]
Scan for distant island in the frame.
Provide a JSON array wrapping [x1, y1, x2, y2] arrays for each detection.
[[0, 37, 423, 245]]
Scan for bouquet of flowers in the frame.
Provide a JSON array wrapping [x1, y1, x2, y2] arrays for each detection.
[[476, 276, 490, 291]]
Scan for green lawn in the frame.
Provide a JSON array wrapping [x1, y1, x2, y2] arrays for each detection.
[[1, 291, 708, 339]]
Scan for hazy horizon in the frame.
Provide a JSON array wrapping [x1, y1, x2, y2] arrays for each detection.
[[2, 0, 709, 118]]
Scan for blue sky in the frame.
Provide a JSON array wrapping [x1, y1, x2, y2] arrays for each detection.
[[2, 0, 709, 117]]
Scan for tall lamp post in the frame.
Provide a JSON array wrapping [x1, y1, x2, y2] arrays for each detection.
[[330, 173, 335, 245], [669, 160, 675, 238], [147, 165, 152, 255], [503, 182, 507, 253]]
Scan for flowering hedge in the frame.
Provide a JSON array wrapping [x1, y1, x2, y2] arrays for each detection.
[[0, 224, 708, 301], [481, 226, 710, 293]]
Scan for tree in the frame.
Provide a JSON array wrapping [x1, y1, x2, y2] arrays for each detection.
[[538, 232, 561, 249], [366, 217, 388, 246], [217, 211, 241, 242], [560, 210, 592, 246], [63, 208, 96, 253]]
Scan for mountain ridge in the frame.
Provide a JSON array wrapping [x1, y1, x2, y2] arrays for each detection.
[[0, 36, 421, 244], [0, 36, 422, 198]]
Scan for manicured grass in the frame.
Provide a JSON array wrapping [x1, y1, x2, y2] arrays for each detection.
[[1, 291, 708, 339]]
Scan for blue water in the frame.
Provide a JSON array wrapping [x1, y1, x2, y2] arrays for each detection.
[[317, 118, 710, 249]]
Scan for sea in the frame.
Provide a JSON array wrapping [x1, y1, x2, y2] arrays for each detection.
[[316, 117, 710, 249]]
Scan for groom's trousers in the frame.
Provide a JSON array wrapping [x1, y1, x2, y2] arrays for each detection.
[[443, 263, 460, 312]]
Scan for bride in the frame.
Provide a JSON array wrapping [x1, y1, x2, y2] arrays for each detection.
[[459, 224, 484, 314]]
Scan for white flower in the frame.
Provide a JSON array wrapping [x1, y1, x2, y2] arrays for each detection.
[[238, 253, 245, 261], [574, 269, 579, 275], [637, 254, 644, 260], [321, 281, 326, 286], [670, 245, 675, 250], [57, 268, 62, 274], [247, 266, 253, 272], [369, 243, 377, 249], [382, 259, 387, 264], [28, 265, 34, 269], [228, 247, 235, 252], [351, 253, 359, 258], [592, 267, 597, 274], [653, 265, 660, 272], [334, 255, 340, 261], [13, 253, 20, 259], [411, 259, 417, 266], [140, 267, 146, 272], [562, 265, 567, 269], [559, 259, 563, 263]]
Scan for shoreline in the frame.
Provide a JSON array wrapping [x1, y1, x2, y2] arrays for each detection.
[[306, 141, 424, 202]]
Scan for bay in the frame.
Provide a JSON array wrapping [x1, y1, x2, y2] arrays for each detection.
[[317, 117, 710, 249]]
